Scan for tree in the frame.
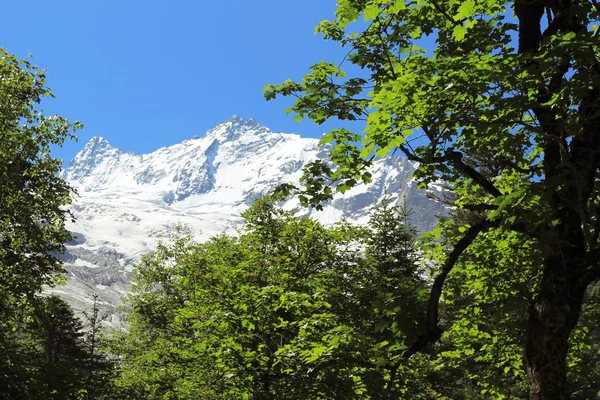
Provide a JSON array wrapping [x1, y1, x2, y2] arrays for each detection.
[[265, 1, 600, 399], [0, 295, 103, 400], [0, 48, 81, 395], [0, 48, 81, 295], [81, 295, 116, 400], [0, 294, 43, 398], [111, 199, 433, 399], [32, 295, 88, 399]]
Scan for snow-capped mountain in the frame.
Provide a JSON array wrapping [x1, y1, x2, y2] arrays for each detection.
[[53, 116, 445, 326]]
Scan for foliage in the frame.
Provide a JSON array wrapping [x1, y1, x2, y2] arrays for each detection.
[[111, 199, 438, 399], [111, 199, 600, 399], [81, 294, 118, 399], [0, 48, 88, 398], [0, 48, 81, 295], [32, 295, 89, 399], [265, 1, 600, 398], [0, 294, 114, 400]]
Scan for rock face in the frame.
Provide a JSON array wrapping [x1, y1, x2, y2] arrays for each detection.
[[54, 116, 446, 326]]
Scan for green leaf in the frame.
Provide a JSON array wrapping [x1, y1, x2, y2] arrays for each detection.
[[452, 24, 468, 41], [390, 0, 406, 13], [454, 0, 475, 21], [363, 4, 381, 21]]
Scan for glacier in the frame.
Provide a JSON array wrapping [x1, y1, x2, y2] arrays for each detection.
[[53, 115, 446, 326]]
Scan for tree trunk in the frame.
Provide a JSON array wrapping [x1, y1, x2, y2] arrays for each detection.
[[525, 252, 586, 400]]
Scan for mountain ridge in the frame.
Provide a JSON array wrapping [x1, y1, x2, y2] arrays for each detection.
[[53, 116, 445, 327]]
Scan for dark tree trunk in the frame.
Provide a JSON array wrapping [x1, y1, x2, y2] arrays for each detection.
[[513, 0, 599, 397], [402, 0, 599, 398], [525, 256, 586, 399], [525, 209, 588, 400]]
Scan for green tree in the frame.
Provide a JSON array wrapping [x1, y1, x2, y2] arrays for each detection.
[[0, 295, 43, 398], [0, 49, 80, 295], [32, 295, 88, 399], [111, 199, 432, 399], [0, 48, 81, 397], [0, 295, 103, 400], [265, 1, 600, 399], [81, 295, 116, 400]]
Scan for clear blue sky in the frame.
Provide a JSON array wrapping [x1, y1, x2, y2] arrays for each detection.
[[1, 1, 355, 164]]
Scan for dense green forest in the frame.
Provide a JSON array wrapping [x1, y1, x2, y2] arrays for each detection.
[[1, 0, 600, 399]]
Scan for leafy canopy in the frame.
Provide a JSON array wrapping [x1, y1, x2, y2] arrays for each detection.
[[265, 1, 600, 398], [111, 199, 436, 399], [0, 47, 86, 397], [0, 48, 82, 295]]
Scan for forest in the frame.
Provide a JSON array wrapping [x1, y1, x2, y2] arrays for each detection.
[[1, 0, 599, 399]]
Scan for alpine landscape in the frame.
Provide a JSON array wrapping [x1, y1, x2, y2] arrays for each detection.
[[4, 0, 600, 397], [55, 115, 445, 325]]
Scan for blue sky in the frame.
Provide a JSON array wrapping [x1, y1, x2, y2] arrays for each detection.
[[1, 1, 355, 164]]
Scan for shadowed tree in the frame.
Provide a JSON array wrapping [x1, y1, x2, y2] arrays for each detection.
[[265, 1, 600, 398]]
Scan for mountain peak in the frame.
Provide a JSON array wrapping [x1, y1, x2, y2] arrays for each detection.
[[89, 135, 108, 143], [81, 136, 113, 153], [204, 115, 271, 142], [61, 135, 124, 184], [87, 135, 110, 145], [207, 115, 270, 140], [72, 136, 119, 162], [225, 114, 243, 123]]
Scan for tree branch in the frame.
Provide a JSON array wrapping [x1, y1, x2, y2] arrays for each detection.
[[575, 248, 600, 286], [398, 144, 424, 163], [541, 10, 565, 40], [514, 0, 545, 54], [375, 16, 398, 81], [403, 219, 499, 358], [462, 203, 498, 212], [397, 139, 503, 198], [581, 263, 600, 287], [443, 151, 503, 198], [430, 0, 463, 27]]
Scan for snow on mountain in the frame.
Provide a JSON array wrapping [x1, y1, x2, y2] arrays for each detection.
[[53, 115, 445, 326]]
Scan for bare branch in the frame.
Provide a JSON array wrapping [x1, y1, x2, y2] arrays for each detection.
[[541, 10, 565, 40]]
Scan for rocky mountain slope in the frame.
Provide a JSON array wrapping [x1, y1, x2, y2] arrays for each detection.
[[53, 116, 445, 326]]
